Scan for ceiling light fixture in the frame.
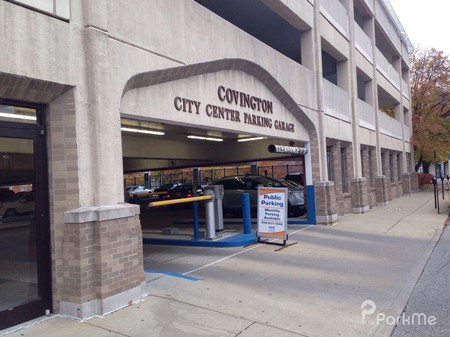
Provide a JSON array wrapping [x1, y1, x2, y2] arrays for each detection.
[[0, 112, 36, 121], [237, 136, 266, 142], [121, 127, 165, 136], [187, 135, 223, 142]]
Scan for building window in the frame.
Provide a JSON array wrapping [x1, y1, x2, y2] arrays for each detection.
[[341, 148, 348, 193], [397, 154, 402, 181], [327, 146, 334, 182], [7, 0, 70, 19], [322, 51, 337, 85]]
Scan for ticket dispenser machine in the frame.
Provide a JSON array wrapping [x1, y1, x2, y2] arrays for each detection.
[[204, 185, 224, 231]]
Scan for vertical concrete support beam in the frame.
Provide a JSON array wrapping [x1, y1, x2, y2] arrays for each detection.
[[402, 173, 411, 195], [351, 177, 369, 213], [80, 1, 124, 206], [312, 0, 329, 182], [410, 172, 419, 191], [250, 163, 258, 175], [315, 181, 338, 225], [375, 175, 389, 207], [193, 168, 201, 185]]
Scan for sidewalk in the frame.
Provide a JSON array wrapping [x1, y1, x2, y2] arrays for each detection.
[[391, 218, 450, 337], [2, 189, 448, 337]]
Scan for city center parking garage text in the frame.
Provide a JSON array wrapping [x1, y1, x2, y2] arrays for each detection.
[[174, 86, 295, 133]]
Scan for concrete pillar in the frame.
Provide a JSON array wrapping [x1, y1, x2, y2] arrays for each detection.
[[375, 175, 389, 206], [312, 0, 329, 182], [315, 181, 338, 225], [351, 177, 369, 213], [368, 16, 383, 177], [193, 168, 201, 185], [58, 1, 146, 319], [250, 163, 258, 175]]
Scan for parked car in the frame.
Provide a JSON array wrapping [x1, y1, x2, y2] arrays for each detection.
[[211, 175, 306, 217], [0, 188, 15, 202], [281, 179, 303, 187], [0, 191, 35, 219], [154, 182, 181, 199], [164, 184, 204, 209], [284, 172, 304, 186], [127, 185, 153, 200], [165, 184, 204, 200]]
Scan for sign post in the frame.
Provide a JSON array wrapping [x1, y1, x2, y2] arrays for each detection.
[[256, 187, 289, 245]]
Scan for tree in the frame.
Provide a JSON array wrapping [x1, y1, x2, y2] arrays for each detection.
[[410, 48, 450, 172]]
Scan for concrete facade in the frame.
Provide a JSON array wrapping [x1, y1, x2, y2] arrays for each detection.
[[0, 0, 418, 328]]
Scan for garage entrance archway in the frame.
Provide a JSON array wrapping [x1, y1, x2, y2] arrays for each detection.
[[120, 59, 318, 242]]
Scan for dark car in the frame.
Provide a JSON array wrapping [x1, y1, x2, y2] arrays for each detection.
[[165, 184, 204, 199], [211, 175, 306, 217], [165, 184, 204, 209], [154, 182, 181, 199], [0, 188, 16, 202]]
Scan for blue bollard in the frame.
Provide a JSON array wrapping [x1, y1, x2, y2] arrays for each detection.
[[192, 201, 200, 240], [241, 193, 252, 234]]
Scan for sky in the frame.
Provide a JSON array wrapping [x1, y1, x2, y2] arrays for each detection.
[[389, 0, 450, 55]]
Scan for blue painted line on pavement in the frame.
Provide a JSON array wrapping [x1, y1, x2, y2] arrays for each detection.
[[145, 270, 201, 281], [143, 233, 257, 247]]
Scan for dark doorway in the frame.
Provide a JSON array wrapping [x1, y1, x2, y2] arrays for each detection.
[[0, 102, 51, 330]]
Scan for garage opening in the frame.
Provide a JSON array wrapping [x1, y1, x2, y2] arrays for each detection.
[[120, 60, 318, 245], [121, 117, 313, 246]]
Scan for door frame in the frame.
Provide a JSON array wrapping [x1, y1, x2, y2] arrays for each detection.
[[0, 99, 52, 329]]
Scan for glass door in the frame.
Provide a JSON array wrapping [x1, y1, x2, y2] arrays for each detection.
[[0, 103, 51, 329]]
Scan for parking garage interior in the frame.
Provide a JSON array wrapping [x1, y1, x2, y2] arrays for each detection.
[[121, 117, 309, 244]]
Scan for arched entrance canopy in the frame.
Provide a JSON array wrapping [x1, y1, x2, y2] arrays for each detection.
[[121, 58, 320, 183], [122, 59, 316, 138]]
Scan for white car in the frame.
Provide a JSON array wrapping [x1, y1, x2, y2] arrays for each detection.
[[127, 185, 153, 200], [0, 192, 35, 219]]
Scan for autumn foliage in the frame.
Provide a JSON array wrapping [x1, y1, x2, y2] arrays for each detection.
[[410, 48, 450, 171]]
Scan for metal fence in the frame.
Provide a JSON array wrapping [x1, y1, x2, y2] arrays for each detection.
[[124, 163, 305, 189]]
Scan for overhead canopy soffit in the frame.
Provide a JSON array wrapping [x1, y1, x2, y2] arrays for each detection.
[[121, 59, 317, 142]]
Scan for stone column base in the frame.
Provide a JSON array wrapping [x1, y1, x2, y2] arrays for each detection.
[[59, 281, 147, 319], [351, 177, 369, 214], [61, 203, 145, 320], [410, 172, 419, 191], [314, 181, 338, 225], [375, 175, 389, 206], [402, 173, 411, 195]]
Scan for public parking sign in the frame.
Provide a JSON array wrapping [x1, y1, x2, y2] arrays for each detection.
[[257, 187, 288, 241]]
